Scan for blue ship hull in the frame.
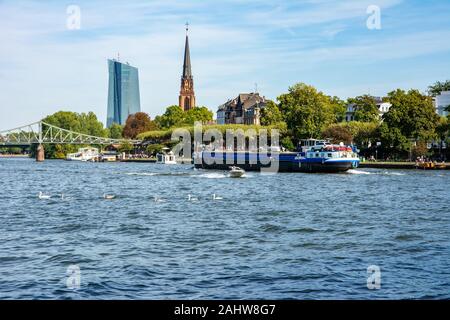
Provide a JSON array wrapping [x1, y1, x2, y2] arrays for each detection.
[[194, 152, 359, 173]]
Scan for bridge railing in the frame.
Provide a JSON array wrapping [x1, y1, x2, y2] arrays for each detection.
[[0, 121, 142, 146], [0, 121, 41, 145]]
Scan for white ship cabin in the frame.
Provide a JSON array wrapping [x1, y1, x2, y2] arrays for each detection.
[[298, 139, 329, 153], [156, 148, 177, 164], [306, 144, 358, 159]]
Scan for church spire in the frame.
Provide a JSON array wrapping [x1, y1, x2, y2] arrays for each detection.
[[183, 22, 192, 78], [179, 22, 196, 111]]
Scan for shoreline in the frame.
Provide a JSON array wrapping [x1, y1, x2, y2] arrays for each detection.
[[359, 162, 450, 170], [1, 156, 449, 170], [0, 155, 30, 158]]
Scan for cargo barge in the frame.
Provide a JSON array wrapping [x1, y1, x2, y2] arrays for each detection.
[[194, 140, 360, 173]]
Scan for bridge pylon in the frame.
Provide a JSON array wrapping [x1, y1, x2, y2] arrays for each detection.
[[36, 144, 44, 162]]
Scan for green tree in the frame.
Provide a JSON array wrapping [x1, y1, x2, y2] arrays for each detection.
[[43, 111, 82, 132], [321, 124, 353, 144], [79, 112, 108, 137], [378, 89, 439, 158], [329, 96, 347, 122], [436, 117, 449, 141], [261, 101, 283, 126], [384, 89, 439, 141], [154, 106, 185, 128], [146, 143, 164, 156], [42, 111, 107, 159], [154, 106, 213, 129], [411, 141, 429, 159], [107, 123, 124, 139], [123, 112, 157, 139], [118, 141, 133, 154], [280, 136, 295, 151], [427, 80, 450, 97], [378, 122, 408, 150], [436, 117, 449, 156], [343, 121, 379, 149], [184, 106, 213, 125], [5, 147, 23, 154], [321, 121, 379, 150], [348, 95, 379, 122], [277, 83, 344, 140]]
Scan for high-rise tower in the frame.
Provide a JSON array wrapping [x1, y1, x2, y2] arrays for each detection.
[[179, 23, 196, 111], [106, 59, 141, 127]]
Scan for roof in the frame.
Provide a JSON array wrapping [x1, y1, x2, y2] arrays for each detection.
[[217, 93, 268, 111], [240, 93, 266, 110], [182, 35, 192, 78]]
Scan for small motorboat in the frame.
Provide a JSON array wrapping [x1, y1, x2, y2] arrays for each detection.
[[229, 166, 245, 178]]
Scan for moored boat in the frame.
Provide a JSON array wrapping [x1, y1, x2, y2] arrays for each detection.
[[416, 161, 447, 170], [66, 147, 99, 162], [156, 148, 177, 164]]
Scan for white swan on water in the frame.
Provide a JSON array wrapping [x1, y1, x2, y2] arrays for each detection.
[[60, 193, 73, 200], [187, 194, 198, 202], [154, 196, 166, 203], [38, 192, 51, 200], [212, 194, 223, 200]]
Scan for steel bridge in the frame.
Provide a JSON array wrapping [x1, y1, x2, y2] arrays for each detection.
[[0, 121, 142, 161]]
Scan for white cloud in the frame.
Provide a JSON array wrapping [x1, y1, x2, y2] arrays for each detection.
[[246, 0, 403, 30], [0, 0, 449, 130]]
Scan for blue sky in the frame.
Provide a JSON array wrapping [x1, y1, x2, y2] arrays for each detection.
[[0, 0, 450, 129]]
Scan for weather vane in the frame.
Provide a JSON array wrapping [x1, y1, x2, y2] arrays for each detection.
[[185, 22, 189, 35]]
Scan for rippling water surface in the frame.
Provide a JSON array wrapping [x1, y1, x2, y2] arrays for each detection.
[[0, 158, 449, 299]]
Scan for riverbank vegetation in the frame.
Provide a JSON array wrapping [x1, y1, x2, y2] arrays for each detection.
[[252, 82, 449, 161], [35, 79, 449, 161]]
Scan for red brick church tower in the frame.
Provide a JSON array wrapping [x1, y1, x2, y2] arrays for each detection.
[[179, 23, 196, 111]]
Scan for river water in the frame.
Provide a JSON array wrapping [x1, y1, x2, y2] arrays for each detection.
[[0, 158, 449, 299]]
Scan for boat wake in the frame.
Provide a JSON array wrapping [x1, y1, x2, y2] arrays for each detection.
[[347, 169, 372, 175], [195, 172, 227, 179], [125, 172, 157, 176], [348, 169, 406, 176], [124, 172, 190, 177], [382, 171, 405, 176]]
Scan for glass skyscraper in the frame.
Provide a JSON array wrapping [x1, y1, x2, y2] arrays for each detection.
[[106, 59, 141, 127]]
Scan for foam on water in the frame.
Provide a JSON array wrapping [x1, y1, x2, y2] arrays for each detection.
[[382, 171, 406, 176], [195, 172, 227, 179], [124, 172, 157, 176], [348, 169, 406, 176], [124, 172, 190, 177], [347, 169, 372, 175]]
